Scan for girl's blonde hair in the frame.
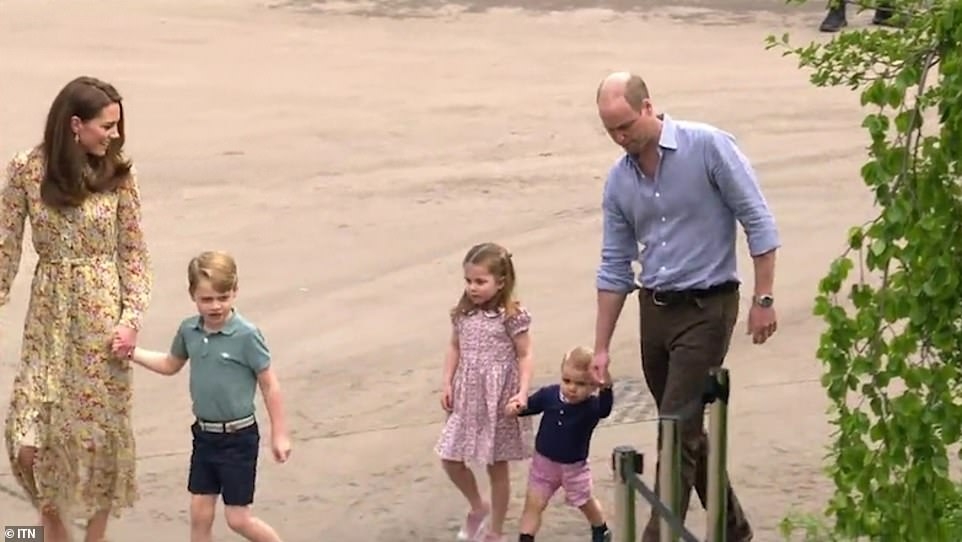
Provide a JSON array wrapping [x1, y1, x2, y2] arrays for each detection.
[[187, 250, 239, 295], [451, 242, 519, 317]]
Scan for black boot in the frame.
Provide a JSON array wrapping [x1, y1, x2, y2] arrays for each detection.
[[872, 2, 904, 27], [590, 524, 611, 542], [819, 3, 847, 32]]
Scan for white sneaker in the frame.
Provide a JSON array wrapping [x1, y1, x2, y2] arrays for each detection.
[[456, 508, 489, 541]]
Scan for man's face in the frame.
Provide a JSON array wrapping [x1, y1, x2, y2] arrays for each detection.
[[598, 95, 654, 155]]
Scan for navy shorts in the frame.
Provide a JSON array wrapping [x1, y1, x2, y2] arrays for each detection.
[[187, 421, 259, 506]]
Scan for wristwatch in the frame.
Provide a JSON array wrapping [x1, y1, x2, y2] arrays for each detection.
[[754, 294, 774, 308]]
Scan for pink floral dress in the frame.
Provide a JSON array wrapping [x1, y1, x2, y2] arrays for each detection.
[[435, 305, 534, 466], [0, 147, 152, 521]]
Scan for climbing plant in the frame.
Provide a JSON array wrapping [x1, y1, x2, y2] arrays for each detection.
[[765, 0, 962, 540]]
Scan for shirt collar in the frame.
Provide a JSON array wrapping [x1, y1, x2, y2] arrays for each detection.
[[191, 309, 240, 335], [657, 113, 679, 150], [624, 113, 678, 172]]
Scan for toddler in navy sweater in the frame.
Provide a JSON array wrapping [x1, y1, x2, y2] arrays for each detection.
[[506, 346, 613, 542]]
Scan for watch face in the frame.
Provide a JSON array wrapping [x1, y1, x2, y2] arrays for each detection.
[[757, 295, 774, 307]]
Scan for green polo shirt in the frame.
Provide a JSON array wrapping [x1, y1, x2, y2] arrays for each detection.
[[170, 310, 271, 422]]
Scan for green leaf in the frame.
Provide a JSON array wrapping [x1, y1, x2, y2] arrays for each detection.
[[775, 5, 962, 539]]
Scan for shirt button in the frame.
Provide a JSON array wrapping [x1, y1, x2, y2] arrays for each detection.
[[661, 241, 666, 246], [661, 217, 666, 222], [203, 337, 209, 343], [660, 266, 666, 271], [655, 192, 660, 197]]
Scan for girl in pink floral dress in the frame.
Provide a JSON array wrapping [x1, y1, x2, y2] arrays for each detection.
[[436, 242, 535, 542]]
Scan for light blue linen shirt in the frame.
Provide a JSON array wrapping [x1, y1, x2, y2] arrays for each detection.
[[596, 114, 780, 293]]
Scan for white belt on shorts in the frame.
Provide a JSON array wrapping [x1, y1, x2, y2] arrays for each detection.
[[196, 414, 255, 433]]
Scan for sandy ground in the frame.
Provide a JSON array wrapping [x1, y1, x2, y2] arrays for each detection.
[[0, 0, 883, 540]]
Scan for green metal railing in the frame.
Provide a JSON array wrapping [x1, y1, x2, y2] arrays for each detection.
[[611, 368, 731, 542]]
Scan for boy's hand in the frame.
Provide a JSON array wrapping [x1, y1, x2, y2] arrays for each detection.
[[504, 397, 525, 417], [272, 433, 292, 463], [111, 325, 137, 359], [508, 390, 528, 411]]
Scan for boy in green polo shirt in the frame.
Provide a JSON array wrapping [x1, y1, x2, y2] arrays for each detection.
[[125, 250, 291, 542]]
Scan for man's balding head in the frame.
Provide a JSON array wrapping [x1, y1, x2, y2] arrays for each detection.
[[596, 71, 650, 111], [596, 71, 659, 156]]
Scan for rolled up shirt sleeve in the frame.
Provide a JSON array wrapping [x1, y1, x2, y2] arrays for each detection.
[[596, 171, 638, 293], [707, 131, 781, 257]]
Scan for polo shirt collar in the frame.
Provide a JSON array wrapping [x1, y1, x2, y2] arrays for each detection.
[[191, 309, 241, 335]]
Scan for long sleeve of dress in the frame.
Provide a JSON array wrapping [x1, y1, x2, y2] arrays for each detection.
[[116, 166, 151, 330], [0, 154, 28, 308]]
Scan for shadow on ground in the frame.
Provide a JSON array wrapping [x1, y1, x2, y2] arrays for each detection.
[[267, 0, 825, 23]]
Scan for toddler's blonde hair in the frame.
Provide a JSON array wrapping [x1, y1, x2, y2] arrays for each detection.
[[561, 346, 594, 372], [187, 250, 239, 295]]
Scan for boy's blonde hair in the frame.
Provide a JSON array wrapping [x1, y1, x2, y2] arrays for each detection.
[[187, 250, 239, 295], [561, 346, 594, 372]]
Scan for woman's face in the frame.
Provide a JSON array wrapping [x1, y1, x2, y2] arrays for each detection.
[[71, 102, 121, 157]]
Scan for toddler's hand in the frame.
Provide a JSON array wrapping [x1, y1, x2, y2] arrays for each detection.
[[111, 325, 137, 359], [507, 391, 528, 411], [111, 334, 132, 366], [272, 433, 292, 463]]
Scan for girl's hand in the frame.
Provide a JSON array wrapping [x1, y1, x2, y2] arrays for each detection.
[[440, 384, 454, 412], [507, 391, 528, 413]]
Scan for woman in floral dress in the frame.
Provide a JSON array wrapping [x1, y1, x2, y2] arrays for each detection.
[[0, 76, 152, 542]]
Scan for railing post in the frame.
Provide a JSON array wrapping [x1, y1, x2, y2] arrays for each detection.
[[706, 368, 731, 542], [658, 415, 682, 542], [612, 445, 638, 542]]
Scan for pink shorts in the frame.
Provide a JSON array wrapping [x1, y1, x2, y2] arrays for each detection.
[[527, 452, 593, 508]]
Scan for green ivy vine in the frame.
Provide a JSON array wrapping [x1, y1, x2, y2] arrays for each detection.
[[765, 0, 962, 540]]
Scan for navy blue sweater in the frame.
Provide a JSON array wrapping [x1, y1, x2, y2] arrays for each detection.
[[519, 384, 614, 464]]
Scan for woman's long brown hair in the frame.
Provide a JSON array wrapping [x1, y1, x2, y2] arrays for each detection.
[[41, 76, 132, 209]]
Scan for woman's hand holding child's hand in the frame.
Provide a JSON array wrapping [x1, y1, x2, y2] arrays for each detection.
[[111, 325, 137, 360]]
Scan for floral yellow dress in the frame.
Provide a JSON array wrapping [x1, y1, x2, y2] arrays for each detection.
[[0, 147, 151, 521]]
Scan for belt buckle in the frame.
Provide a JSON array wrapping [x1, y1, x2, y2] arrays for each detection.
[[223, 419, 243, 433], [651, 290, 668, 307]]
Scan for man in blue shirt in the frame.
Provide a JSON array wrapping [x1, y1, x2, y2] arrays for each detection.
[[507, 346, 613, 542], [591, 71, 781, 542]]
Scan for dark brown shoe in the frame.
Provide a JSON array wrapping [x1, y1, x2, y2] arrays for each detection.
[[872, 7, 906, 27], [819, 5, 847, 32]]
